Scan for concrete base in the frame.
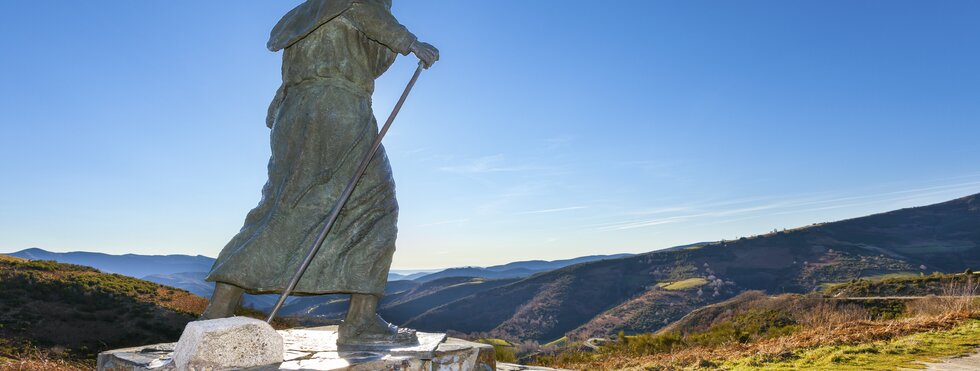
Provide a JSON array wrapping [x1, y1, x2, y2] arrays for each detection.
[[97, 325, 496, 371]]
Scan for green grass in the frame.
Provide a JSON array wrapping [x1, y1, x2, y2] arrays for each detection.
[[818, 272, 918, 291], [614, 308, 800, 355], [723, 319, 980, 370], [861, 272, 921, 281], [657, 278, 709, 291], [822, 272, 979, 297], [543, 336, 569, 348], [475, 338, 517, 363], [477, 338, 513, 347], [446, 278, 488, 289], [494, 346, 517, 363]]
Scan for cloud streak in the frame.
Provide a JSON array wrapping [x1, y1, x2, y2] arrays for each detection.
[[518, 206, 588, 215], [419, 218, 470, 227], [438, 154, 541, 174], [594, 180, 980, 232]]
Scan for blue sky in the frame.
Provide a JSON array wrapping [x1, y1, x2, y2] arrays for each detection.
[[1, 1, 979, 269]]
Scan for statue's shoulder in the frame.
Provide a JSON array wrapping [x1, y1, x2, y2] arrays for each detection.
[[267, 0, 355, 52]]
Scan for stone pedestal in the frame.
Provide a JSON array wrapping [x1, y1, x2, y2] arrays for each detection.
[[97, 325, 496, 371]]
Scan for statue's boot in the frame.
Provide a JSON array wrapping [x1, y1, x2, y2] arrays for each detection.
[[338, 294, 418, 346], [200, 282, 244, 320]]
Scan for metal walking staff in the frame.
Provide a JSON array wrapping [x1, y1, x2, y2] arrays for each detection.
[[266, 63, 425, 323]]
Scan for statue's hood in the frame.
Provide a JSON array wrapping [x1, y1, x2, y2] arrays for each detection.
[[267, 0, 354, 52]]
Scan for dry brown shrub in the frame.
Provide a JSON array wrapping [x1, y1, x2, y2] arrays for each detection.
[[908, 277, 979, 318], [0, 347, 91, 371], [795, 298, 867, 331], [553, 289, 980, 371], [155, 286, 208, 316], [0, 359, 88, 371]]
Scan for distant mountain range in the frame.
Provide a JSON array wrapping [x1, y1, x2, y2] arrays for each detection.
[[275, 276, 524, 327], [387, 271, 434, 281], [2, 247, 633, 312], [7, 248, 213, 278], [411, 254, 634, 283]]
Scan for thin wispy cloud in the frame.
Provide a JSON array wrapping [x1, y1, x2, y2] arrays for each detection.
[[402, 147, 428, 155], [518, 206, 588, 215], [473, 182, 550, 216], [622, 206, 696, 216], [438, 154, 540, 174], [542, 135, 573, 151], [624, 194, 792, 217], [601, 197, 804, 231], [593, 180, 980, 233], [595, 215, 697, 231], [419, 218, 470, 227]]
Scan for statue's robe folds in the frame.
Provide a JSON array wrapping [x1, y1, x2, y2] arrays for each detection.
[[206, 0, 416, 296]]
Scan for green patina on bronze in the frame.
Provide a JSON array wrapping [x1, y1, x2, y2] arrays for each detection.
[[206, 0, 425, 297]]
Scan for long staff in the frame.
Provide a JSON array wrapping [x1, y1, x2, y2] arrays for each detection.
[[266, 64, 424, 323]]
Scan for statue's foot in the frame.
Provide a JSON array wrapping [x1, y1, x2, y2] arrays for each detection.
[[337, 314, 418, 346], [200, 282, 244, 320]]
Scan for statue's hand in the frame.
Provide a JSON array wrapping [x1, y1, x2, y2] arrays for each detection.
[[410, 41, 439, 69]]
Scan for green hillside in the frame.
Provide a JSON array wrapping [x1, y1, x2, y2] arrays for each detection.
[[0, 255, 207, 368], [407, 193, 980, 342], [382, 277, 520, 325], [279, 276, 520, 327]]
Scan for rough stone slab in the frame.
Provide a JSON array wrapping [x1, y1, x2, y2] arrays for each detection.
[[432, 338, 495, 371], [97, 326, 494, 371], [283, 325, 447, 359], [96, 343, 175, 371], [174, 317, 284, 370]]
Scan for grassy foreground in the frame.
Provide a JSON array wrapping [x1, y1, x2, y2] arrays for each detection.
[[724, 319, 980, 370], [534, 291, 979, 370]]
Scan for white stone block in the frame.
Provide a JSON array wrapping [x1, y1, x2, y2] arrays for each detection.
[[173, 317, 284, 370]]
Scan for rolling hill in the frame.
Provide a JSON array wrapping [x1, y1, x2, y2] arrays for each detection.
[[277, 276, 521, 327], [6, 248, 214, 278], [412, 254, 633, 283], [0, 254, 206, 367], [404, 193, 980, 342], [382, 277, 522, 325], [413, 267, 538, 282], [141, 271, 294, 311]]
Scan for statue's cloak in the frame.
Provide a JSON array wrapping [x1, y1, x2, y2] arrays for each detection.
[[267, 0, 354, 52], [208, 0, 414, 296]]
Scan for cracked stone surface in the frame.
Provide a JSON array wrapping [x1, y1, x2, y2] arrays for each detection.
[[97, 325, 496, 371]]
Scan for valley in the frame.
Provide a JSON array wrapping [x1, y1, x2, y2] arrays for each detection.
[[2, 193, 978, 370]]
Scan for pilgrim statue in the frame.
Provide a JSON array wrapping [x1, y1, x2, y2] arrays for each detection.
[[202, 0, 438, 345]]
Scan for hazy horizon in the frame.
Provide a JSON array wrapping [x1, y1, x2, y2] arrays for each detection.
[[4, 189, 978, 270], [2, 1, 979, 269]]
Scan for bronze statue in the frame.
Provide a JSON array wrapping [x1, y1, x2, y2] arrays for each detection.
[[201, 0, 438, 345]]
